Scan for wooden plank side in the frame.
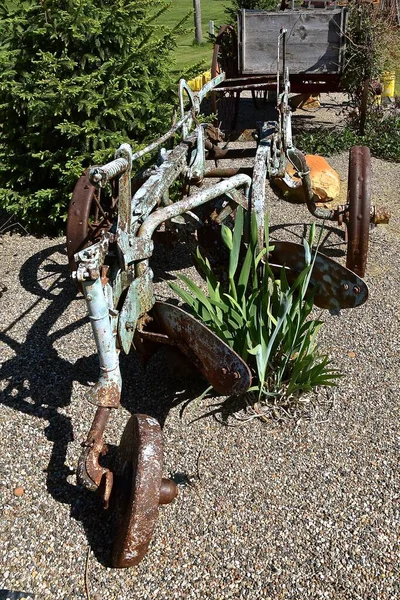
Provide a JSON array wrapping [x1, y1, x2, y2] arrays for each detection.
[[240, 9, 345, 75]]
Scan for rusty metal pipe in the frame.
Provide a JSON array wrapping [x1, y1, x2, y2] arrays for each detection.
[[77, 406, 114, 505], [204, 166, 253, 178], [86, 406, 112, 444]]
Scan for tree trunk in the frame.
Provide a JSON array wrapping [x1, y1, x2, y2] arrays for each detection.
[[193, 0, 203, 44]]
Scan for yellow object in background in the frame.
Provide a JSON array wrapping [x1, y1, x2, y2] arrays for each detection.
[[187, 70, 212, 92], [381, 71, 396, 98]]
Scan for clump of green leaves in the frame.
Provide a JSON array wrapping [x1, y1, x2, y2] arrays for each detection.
[[0, 0, 183, 233], [295, 127, 357, 157], [296, 111, 400, 163], [340, 1, 400, 133], [170, 209, 340, 404]]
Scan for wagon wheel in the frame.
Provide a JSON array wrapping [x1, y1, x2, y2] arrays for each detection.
[[111, 414, 178, 568], [211, 25, 240, 134], [66, 172, 118, 272], [346, 146, 371, 278]]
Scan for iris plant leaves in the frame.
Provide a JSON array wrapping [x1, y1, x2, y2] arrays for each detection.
[[170, 208, 341, 402]]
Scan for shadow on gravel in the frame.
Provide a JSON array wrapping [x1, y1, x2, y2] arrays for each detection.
[[0, 243, 103, 550], [150, 235, 195, 282], [0, 242, 212, 568], [269, 221, 347, 259], [0, 244, 91, 504]]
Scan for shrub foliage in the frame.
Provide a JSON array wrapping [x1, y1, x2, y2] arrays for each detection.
[[0, 0, 180, 233], [170, 209, 340, 404], [296, 112, 400, 163], [225, 0, 278, 24], [342, 1, 400, 103]]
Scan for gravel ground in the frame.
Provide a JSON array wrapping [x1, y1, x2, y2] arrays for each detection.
[[0, 95, 399, 599]]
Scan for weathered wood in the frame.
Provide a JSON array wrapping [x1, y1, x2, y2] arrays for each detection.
[[238, 9, 347, 76]]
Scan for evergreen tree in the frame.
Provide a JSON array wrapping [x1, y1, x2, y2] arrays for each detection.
[[225, 0, 278, 24], [0, 0, 179, 233]]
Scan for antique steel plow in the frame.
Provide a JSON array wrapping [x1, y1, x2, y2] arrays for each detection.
[[66, 31, 387, 567]]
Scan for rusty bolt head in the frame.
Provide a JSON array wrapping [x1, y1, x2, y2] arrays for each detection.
[[159, 478, 179, 505]]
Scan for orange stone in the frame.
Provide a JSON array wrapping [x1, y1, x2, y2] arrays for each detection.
[[13, 486, 24, 497], [273, 154, 341, 204]]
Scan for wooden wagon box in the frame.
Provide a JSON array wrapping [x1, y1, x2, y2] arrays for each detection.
[[237, 8, 348, 76]]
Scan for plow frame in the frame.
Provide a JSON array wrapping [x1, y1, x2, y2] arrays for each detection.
[[70, 72, 255, 505]]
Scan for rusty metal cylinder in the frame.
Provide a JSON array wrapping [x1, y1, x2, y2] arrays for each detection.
[[204, 167, 253, 178], [86, 406, 112, 445], [159, 478, 179, 505], [371, 205, 390, 225]]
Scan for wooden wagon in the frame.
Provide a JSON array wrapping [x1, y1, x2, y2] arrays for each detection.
[[211, 6, 348, 130]]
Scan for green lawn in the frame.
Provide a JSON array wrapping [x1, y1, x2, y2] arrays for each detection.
[[158, 0, 234, 76], [5, 0, 233, 77]]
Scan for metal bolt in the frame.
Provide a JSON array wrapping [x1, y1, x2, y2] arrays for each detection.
[[233, 372, 240, 380], [353, 286, 360, 294], [342, 283, 349, 291], [221, 368, 228, 375], [86, 294, 93, 301]]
